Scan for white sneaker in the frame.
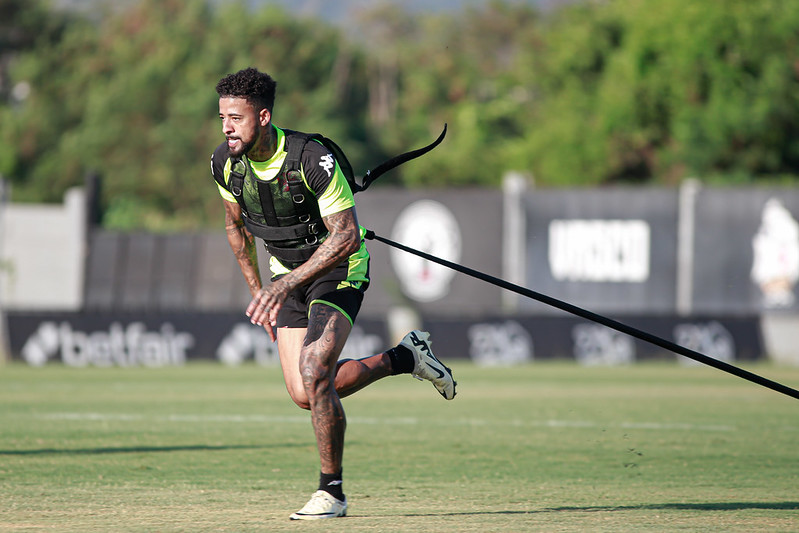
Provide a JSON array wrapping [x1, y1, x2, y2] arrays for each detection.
[[289, 490, 347, 520], [400, 330, 457, 400]]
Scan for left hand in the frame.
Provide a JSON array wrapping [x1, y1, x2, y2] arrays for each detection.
[[246, 279, 290, 342]]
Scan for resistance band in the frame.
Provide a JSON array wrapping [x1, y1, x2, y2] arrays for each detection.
[[364, 229, 799, 401]]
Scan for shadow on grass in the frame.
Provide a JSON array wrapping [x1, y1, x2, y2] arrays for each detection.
[[541, 502, 799, 512], [391, 501, 799, 517], [0, 442, 307, 456]]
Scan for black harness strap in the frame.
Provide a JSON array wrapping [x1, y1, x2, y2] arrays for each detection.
[[283, 134, 318, 229], [254, 178, 279, 227], [227, 157, 246, 203], [264, 242, 319, 264], [241, 213, 322, 242], [357, 124, 447, 192]]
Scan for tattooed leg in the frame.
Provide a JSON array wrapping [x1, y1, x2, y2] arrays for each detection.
[[278, 329, 393, 410], [300, 303, 352, 473], [334, 355, 392, 398]]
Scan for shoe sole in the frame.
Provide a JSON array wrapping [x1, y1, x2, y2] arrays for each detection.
[[289, 511, 347, 520]]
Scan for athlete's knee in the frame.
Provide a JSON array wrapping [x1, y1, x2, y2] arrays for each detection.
[[285, 381, 311, 410], [299, 351, 335, 401]]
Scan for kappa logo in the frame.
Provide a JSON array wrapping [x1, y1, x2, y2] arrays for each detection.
[[319, 153, 335, 177]]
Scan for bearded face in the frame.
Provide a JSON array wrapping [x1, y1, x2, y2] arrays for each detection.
[[219, 96, 264, 158]]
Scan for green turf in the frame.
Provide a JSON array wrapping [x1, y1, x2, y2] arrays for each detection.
[[1, 361, 797, 532]]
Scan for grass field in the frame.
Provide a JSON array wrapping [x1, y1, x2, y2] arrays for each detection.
[[1, 361, 797, 532]]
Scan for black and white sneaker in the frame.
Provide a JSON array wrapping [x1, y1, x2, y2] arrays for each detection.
[[289, 490, 347, 520], [400, 330, 457, 400]]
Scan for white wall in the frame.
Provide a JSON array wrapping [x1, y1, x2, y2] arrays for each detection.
[[0, 187, 86, 311]]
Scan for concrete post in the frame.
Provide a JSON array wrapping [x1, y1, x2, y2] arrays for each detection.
[[0, 178, 9, 363], [676, 178, 700, 316], [502, 172, 529, 313]]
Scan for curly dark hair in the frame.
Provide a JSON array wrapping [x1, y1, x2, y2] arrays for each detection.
[[215, 68, 277, 112]]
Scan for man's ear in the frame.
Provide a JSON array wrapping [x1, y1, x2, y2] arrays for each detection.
[[259, 108, 271, 127]]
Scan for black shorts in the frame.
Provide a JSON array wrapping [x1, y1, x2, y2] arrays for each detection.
[[274, 274, 368, 329]]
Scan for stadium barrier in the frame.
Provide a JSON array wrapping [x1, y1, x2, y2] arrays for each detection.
[[7, 310, 764, 367], [2, 176, 798, 366]]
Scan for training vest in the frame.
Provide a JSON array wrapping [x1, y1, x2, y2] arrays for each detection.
[[213, 125, 447, 269]]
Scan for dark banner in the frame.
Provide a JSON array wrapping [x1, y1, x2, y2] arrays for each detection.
[[424, 315, 764, 365], [7, 311, 387, 367], [523, 188, 679, 315], [8, 311, 764, 367], [693, 188, 799, 314]]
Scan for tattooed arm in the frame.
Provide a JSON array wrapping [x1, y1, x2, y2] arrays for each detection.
[[223, 199, 263, 298], [246, 206, 361, 339]]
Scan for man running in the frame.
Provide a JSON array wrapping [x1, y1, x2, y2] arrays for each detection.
[[210, 67, 456, 520]]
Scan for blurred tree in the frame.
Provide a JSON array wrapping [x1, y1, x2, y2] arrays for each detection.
[[357, 0, 542, 188], [2, 0, 799, 231], [1, 0, 371, 230], [0, 0, 70, 99], [0, 0, 78, 180], [524, 0, 799, 185]]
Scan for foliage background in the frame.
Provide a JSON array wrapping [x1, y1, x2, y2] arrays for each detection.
[[1, 0, 798, 230]]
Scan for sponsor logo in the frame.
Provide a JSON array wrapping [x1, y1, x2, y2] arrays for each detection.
[[468, 320, 533, 366], [425, 360, 445, 379], [216, 323, 279, 366], [390, 200, 462, 302], [216, 324, 381, 365], [549, 219, 650, 282], [572, 323, 635, 366], [21, 321, 194, 367], [673, 321, 734, 366]]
